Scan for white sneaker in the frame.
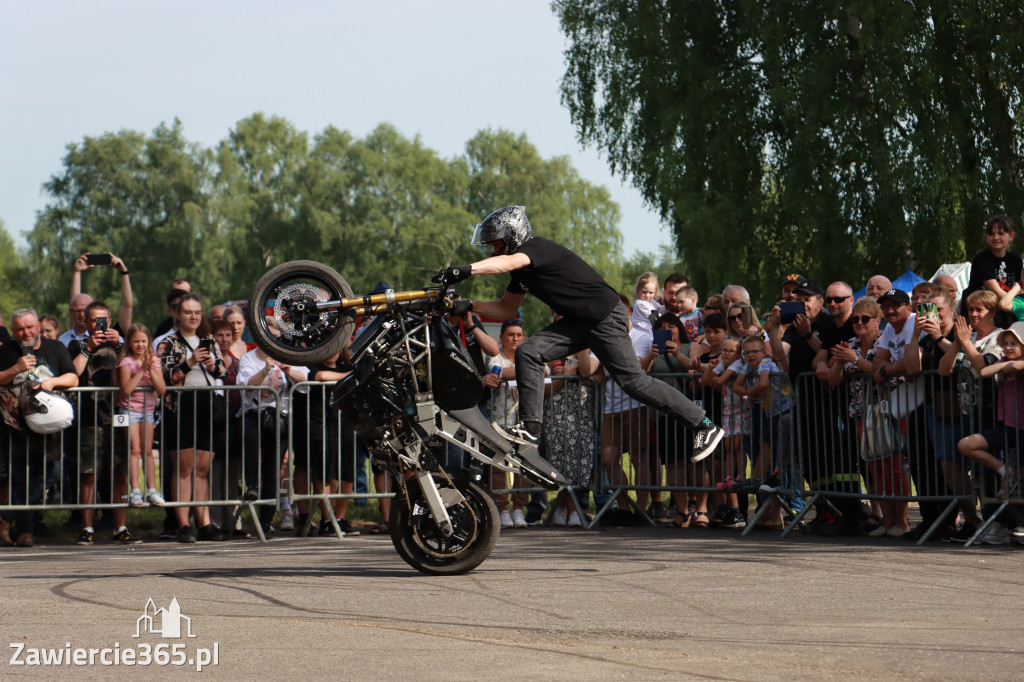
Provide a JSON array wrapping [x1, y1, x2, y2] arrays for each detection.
[[511, 509, 528, 528], [567, 511, 583, 528], [552, 507, 567, 526], [997, 465, 1020, 500], [146, 490, 166, 506], [500, 510, 514, 528], [128, 490, 145, 508], [868, 524, 888, 538], [979, 522, 1010, 545], [279, 509, 295, 531]]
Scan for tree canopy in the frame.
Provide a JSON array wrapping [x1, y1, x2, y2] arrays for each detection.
[[9, 116, 629, 335], [555, 0, 1024, 311]]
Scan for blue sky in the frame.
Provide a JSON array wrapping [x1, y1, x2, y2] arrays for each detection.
[[0, 1, 670, 258]]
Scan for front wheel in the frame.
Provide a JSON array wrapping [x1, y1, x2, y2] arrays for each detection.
[[247, 260, 356, 366], [389, 476, 500, 576]]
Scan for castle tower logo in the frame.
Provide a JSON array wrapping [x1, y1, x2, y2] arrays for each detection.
[[134, 597, 196, 639]]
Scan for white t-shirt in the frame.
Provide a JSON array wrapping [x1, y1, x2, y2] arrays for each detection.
[[878, 313, 918, 363]]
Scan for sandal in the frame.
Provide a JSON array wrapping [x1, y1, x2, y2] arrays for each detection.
[[668, 515, 691, 528], [368, 521, 389, 535], [693, 512, 710, 529]]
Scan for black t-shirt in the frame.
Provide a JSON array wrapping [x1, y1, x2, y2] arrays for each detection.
[[781, 310, 833, 383], [0, 327, 10, 345], [966, 249, 1023, 296], [68, 337, 122, 422], [507, 237, 621, 322], [819, 314, 855, 351], [0, 338, 76, 383], [154, 316, 174, 339], [306, 362, 346, 442]]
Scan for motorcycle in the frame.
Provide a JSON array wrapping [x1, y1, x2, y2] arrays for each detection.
[[247, 260, 567, 575]]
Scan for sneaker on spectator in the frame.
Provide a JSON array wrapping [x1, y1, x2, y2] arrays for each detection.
[[567, 511, 583, 528], [997, 466, 1020, 500], [1011, 525, 1024, 539], [128, 490, 145, 508], [648, 501, 667, 520], [500, 510, 514, 528], [158, 527, 176, 541], [946, 525, 978, 544], [511, 509, 528, 528], [75, 529, 94, 546], [147, 490, 166, 506], [113, 528, 143, 545], [979, 522, 1010, 545], [758, 475, 782, 493], [552, 507, 568, 526], [868, 524, 888, 538], [197, 524, 227, 542], [176, 525, 197, 544], [279, 509, 295, 531], [337, 518, 360, 537], [721, 509, 747, 529]]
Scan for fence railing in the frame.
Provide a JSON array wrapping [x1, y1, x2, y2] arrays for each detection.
[[2, 367, 1021, 544]]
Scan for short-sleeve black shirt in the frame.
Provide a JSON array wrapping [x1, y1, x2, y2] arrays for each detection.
[[0, 338, 76, 382], [507, 237, 621, 322], [781, 310, 833, 383]]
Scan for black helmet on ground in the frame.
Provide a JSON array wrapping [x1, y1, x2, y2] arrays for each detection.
[[472, 206, 533, 255]]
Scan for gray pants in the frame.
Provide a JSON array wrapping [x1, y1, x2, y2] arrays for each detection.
[[514, 303, 706, 429]]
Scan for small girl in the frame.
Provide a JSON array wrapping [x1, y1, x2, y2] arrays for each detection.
[[117, 324, 167, 507], [632, 272, 659, 336]]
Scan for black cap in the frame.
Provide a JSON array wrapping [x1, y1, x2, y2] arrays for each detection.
[[795, 279, 824, 297], [878, 288, 911, 306], [782, 273, 807, 288]]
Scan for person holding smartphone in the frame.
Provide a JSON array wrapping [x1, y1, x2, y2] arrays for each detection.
[[65, 252, 133, 345]]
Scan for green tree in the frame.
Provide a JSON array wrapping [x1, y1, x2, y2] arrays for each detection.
[[555, 0, 1024, 312], [27, 120, 213, 327], [0, 219, 34, 321]]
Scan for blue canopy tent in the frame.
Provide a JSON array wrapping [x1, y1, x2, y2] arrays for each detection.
[[853, 270, 926, 299]]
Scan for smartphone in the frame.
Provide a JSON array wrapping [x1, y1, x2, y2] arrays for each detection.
[[85, 253, 112, 266], [779, 300, 806, 324], [199, 338, 215, 351], [95, 317, 108, 332], [740, 305, 755, 329], [916, 303, 938, 321], [653, 328, 671, 355]]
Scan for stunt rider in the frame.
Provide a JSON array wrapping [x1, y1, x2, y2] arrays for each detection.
[[443, 206, 724, 463]]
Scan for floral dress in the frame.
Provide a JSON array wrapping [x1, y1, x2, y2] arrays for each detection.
[[543, 356, 597, 487]]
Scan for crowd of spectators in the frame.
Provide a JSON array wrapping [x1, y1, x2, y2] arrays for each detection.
[[3, 213, 1024, 549]]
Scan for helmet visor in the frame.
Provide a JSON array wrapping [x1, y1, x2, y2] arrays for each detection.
[[472, 222, 494, 247]]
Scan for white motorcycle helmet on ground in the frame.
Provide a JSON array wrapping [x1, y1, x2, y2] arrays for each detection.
[[22, 389, 75, 434]]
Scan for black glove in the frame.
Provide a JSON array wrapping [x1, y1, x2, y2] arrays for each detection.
[[444, 264, 472, 284], [450, 299, 473, 318]]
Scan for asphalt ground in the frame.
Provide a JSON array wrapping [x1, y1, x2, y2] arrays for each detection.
[[2, 525, 1023, 681]]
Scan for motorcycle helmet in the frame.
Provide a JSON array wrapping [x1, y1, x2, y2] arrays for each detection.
[[22, 390, 75, 434], [472, 206, 533, 255]]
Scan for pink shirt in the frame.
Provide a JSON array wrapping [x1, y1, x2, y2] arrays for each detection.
[[117, 355, 160, 413]]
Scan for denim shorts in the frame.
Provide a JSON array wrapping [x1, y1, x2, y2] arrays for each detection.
[[116, 406, 159, 425]]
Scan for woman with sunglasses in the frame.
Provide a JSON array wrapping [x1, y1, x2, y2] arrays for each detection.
[[826, 297, 909, 537], [726, 302, 772, 358]]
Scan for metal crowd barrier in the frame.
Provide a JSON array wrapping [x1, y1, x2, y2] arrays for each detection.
[[4, 367, 1022, 546]]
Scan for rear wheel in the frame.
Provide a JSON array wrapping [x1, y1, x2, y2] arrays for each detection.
[[389, 476, 500, 576], [247, 260, 355, 366]]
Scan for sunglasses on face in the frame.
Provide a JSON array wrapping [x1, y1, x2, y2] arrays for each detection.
[[851, 315, 876, 324], [825, 296, 851, 304], [728, 314, 744, 321]]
